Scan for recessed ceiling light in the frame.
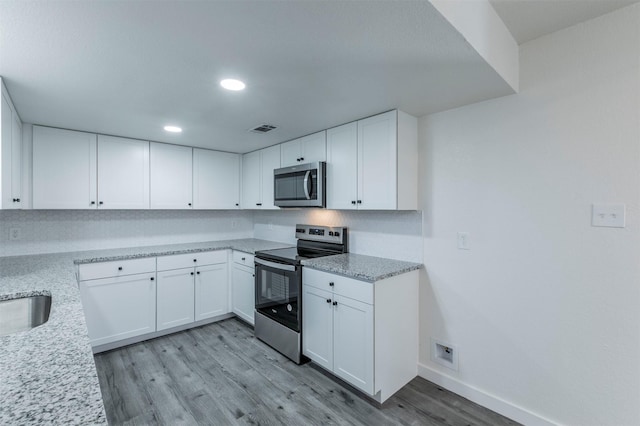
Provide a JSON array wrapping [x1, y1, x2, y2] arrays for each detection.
[[164, 125, 182, 133], [220, 79, 246, 91]]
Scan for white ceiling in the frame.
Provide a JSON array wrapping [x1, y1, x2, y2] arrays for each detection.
[[2, 1, 635, 154], [490, 0, 639, 45], [0, 1, 514, 153]]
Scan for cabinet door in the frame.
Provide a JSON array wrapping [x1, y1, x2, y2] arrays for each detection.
[[79, 273, 156, 347], [302, 284, 334, 371], [232, 264, 255, 325], [280, 139, 302, 168], [157, 268, 195, 331], [97, 135, 149, 209], [150, 143, 193, 209], [9, 110, 22, 208], [332, 294, 374, 394], [193, 149, 240, 209], [33, 126, 97, 209], [300, 131, 326, 165], [241, 150, 261, 208], [260, 144, 281, 210], [195, 263, 229, 321], [326, 122, 358, 210], [0, 93, 17, 209], [358, 111, 397, 210]]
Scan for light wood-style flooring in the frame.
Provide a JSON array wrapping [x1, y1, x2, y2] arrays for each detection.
[[94, 318, 519, 425]]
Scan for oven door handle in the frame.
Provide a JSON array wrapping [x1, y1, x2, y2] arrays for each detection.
[[255, 258, 296, 272]]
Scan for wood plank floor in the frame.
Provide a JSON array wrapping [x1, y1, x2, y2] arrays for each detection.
[[94, 319, 520, 426]]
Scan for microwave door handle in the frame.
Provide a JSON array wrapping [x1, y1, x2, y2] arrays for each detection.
[[303, 170, 312, 200]]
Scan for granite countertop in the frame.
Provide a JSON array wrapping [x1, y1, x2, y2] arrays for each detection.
[[302, 253, 422, 282], [0, 238, 290, 424]]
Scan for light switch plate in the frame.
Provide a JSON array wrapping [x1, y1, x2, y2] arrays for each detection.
[[592, 204, 625, 228], [457, 232, 470, 250]]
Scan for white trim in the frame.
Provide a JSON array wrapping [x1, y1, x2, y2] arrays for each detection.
[[417, 363, 559, 426]]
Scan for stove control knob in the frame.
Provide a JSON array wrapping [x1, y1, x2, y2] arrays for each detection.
[[329, 231, 334, 236], [334, 232, 340, 237]]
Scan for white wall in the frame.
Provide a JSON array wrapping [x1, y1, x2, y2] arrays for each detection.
[[253, 210, 423, 263], [418, 5, 640, 426], [0, 210, 254, 257]]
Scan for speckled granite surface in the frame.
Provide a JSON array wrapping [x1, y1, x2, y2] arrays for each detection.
[[0, 238, 290, 424], [72, 238, 291, 264], [302, 253, 422, 282]]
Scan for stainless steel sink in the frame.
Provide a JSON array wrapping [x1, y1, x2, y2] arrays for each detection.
[[0, 295, 52, 337]]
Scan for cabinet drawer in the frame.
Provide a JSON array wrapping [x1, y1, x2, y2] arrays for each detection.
[[78, 257, 156, 281], [157, 250, 228, 271], [303, 268, 373, 305], [233, 251, 254, 267]]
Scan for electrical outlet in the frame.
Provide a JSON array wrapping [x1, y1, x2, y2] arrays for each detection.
[[457, 232, 470, 250], [431, 338, 459, 371], [9, 227, 21, 241], [592, 204, 625, 228]]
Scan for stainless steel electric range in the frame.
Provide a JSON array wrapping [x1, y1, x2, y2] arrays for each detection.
[[254, 224, 347, 364]]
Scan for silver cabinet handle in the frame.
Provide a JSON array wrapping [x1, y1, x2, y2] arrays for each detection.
[[255, 258, 295, 272]]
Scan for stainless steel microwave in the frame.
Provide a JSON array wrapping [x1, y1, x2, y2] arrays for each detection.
[[274, 161, 326, 208]]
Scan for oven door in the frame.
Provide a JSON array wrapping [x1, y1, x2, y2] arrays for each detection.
[[254, 258, 301, 332]]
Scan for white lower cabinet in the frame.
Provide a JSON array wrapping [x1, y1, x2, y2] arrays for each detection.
[[195, 263, 229, 321], [231, 251, 255, 325], [157, 267, 195, 331], [301, 285, 333, 370], [156, 250, 230, 330], [332, 294, 374, 393], [79, 271, 157, 347], [79, 250, 231, 352], [302, 267, 418, 403]]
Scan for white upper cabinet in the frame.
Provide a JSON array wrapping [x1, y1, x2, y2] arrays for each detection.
[[326, 122, 358, 210], [97, 135, 150, 209], [1, 80, 23, 209], [193, 148, 240, 209], [33, 126, 97, 209], [280, 131, 326, 167], [241, 150, 260, 208], [326, 110, 417, 210], [357, 112, 397, 210], [260, 144, 281, 210], [241, 144, 280, 209], [150, 142, 193, 209]]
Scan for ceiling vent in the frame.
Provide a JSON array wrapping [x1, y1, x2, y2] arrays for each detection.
[[249, 124, 278, 134]]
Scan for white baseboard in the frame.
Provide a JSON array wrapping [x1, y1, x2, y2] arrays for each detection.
[[417, 363, 558, 426]]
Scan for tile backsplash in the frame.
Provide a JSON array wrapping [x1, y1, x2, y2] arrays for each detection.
[[253, 209, 423, 263], [0, 209, 423, 262], [0, 210, 254, 257]]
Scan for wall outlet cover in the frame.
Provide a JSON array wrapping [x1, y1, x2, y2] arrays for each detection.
[[592, 204, 625, 228], [431, 338, 459, 371]]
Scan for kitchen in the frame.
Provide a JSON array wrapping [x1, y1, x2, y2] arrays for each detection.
[[1, 1, 639, 426]]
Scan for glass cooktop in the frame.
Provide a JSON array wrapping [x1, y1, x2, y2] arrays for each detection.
[[255, 247, 336, 265]]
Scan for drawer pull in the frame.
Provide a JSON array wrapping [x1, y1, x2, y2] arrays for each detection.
[[332, 301, 338, 306], [118, 267, 123, 271], [329, 282, 334, 287], [150, 277, 154, 281], [326, 299, 331, 303], [196, 271, 200, 275], [190, 272, 194, 276], [241, 257, 246, 261]]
